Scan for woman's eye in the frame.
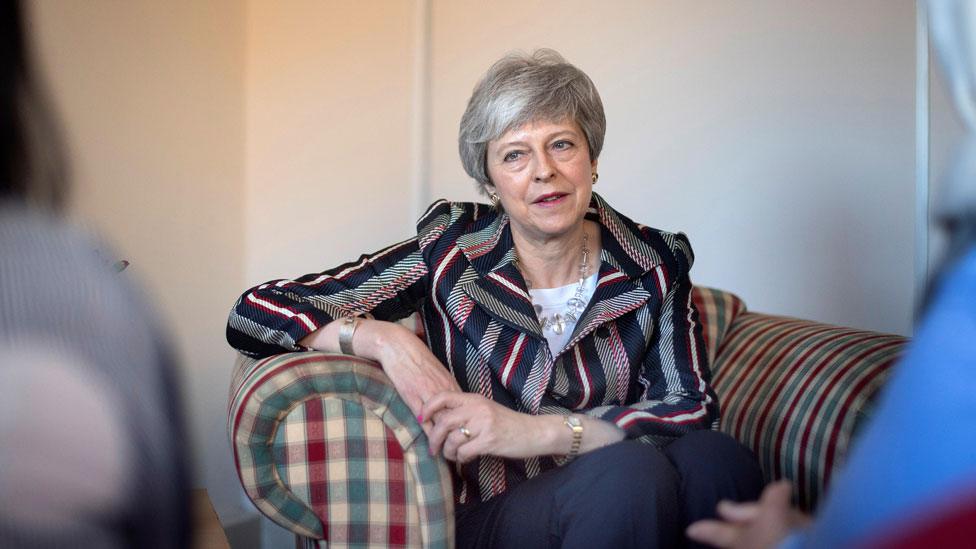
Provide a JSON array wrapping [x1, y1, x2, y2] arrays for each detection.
[[503, 151, 523, 162], [553, 140, 573, 150]]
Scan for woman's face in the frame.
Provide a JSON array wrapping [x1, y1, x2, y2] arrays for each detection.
[[485, 118, 597, 243]]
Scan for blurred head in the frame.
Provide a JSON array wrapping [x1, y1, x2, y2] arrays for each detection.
[[458, 49, 606, 198], [0, 0, 68, 211], [923, 0, 976, 310]]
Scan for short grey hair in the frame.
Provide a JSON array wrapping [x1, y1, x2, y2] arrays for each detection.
[[458, 49, 606, 193]]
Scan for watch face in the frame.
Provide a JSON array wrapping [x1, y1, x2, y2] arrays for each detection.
[[567, 416, 582, 428]]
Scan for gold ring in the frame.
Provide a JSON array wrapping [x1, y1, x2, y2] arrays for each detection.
[[459, 425, 472, 439]]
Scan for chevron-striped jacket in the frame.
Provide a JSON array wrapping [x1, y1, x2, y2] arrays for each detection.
[[227, 192, 718, 504]]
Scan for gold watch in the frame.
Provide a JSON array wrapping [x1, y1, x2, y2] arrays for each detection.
[[564, 415, 583, 459]]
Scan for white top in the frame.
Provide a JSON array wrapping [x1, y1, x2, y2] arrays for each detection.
[[528, 272, 599, 358]]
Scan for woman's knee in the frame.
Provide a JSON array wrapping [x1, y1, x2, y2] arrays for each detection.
[[555, 442, 683, 547], [664, 429, 765, 501], [569, 441, 681, 505], [666, 430, 759, 471]]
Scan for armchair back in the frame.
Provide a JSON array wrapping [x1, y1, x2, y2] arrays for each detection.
[[693, 287, 906, 510]]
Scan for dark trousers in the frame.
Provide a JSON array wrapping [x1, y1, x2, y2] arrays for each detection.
[[455, 430, 765, 549]]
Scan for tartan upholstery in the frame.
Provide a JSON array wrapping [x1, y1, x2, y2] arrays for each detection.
[[691, 286, 747, 366], [708, 311, 907, 511], [228, 352, 454, 548]]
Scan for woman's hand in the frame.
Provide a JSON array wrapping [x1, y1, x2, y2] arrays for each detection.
[[420, 392, 557, 463], [365, 321, 462, 418], [300, 319, 461, 418], [685, 481, 811, 549]]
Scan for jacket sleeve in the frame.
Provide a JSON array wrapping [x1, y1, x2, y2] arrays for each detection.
[[226, 236, 429, 358], [580, 232, 718, 444]]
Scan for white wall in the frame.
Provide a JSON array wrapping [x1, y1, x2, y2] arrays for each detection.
[[928, 38, 967, 283], [429, 0, 917, 336]]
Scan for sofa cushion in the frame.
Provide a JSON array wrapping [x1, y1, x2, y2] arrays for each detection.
[[691, 286, 747, 366], [228, 352, 454, 546], [710, 312, 906, 510]]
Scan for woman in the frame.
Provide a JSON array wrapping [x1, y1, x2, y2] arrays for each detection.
[[228, 49, 763, 548]]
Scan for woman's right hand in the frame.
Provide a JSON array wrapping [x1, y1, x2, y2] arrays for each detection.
[[352, 320, 462, 420]]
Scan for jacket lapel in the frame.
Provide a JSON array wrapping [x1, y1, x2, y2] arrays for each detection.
[[557, 260, 651, 359], [554, 194, 662, 358], [460, 265, 543, 340], [456, 211, 543, 340]]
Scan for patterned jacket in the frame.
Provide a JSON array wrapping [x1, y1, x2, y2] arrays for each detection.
[[227, 192, 718, 504]]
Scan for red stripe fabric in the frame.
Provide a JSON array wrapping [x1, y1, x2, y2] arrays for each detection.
[[385, 432, 406, 546], [817, 344, 899, 487], [728, 321, 815, 441], [790, 334, 885, 504], [753, 328, 853, 466], [305, 401, 329, 531], [712, 311, 907, 511]]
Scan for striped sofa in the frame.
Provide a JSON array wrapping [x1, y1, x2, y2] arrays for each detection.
[[228, 286, 907, 547]]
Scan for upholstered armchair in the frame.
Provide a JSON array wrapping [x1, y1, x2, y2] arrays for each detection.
[[228, 286, 906, 547]]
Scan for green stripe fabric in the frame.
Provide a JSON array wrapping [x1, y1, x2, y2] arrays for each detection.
[[711, 312, 906, 510], [690, 286, 747, 365], [228, 352, 455, 547]]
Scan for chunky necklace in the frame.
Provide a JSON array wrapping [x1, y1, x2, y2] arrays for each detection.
[[514, 231, 590, 335]]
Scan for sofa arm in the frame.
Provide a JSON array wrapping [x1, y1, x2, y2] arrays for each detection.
[[711, 312, 907, 511], [228, 352, 455, 547]]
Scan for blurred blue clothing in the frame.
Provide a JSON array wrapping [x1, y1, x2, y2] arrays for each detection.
[[783, 245, 976, 548]]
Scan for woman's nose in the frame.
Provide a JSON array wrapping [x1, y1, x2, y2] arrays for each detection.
[[533, 153, 555, 182]]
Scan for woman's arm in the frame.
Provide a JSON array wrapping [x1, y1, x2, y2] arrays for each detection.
[[226, 236, 428, 358], [225, 236, 460, 417], [299, 317, 461, 416]]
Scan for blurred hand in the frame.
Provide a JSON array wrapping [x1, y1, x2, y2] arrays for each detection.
[[686, 481, 811, 549], [421, 392, 547, 463]]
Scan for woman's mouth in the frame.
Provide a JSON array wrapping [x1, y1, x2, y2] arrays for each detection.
[[533, 193, 568, 206]]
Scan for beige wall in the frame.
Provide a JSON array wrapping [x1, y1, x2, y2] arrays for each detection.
[[27, 1, 922, 546], [245, 0, 422, 285], [27, 0, 250, 524]]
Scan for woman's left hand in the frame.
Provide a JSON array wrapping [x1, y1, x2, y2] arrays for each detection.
[[421, 392, 550, 463]]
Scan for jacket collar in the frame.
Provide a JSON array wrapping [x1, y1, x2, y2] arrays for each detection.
[[456, 192, 662, 348]]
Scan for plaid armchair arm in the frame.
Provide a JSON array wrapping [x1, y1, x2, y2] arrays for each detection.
[[228, 352, 455, 548]]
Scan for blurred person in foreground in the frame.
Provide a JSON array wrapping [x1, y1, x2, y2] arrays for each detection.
[[687, 1, 976, 547], [0, 1, 190, 547], [228, 48, 764, 548]]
